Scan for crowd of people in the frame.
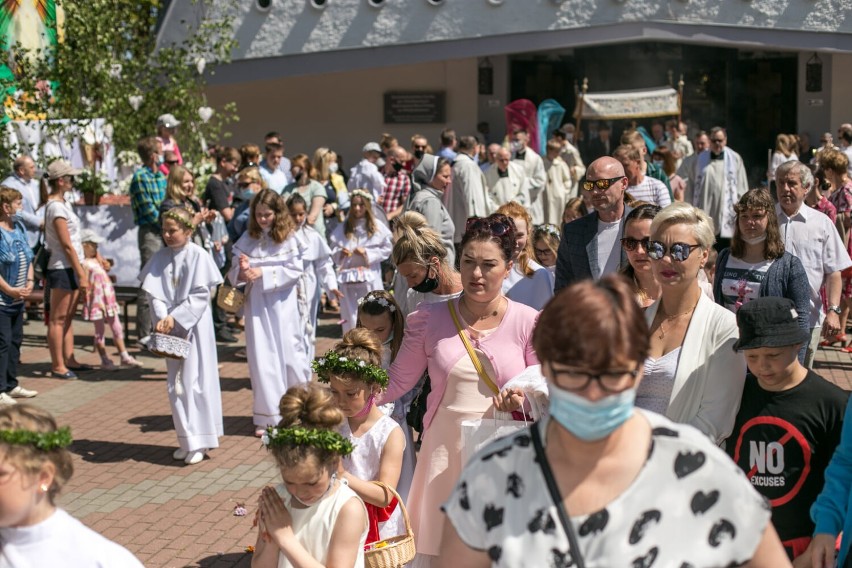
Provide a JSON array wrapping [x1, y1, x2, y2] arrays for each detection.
[[6, 117, 852, 566]]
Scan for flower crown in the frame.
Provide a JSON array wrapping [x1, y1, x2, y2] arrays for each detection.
[[312, 350, 389, 389], [261, 426, 354, 456], [535, 223, 561, 240], [350, 188, 373, 202], [163, 209, 196, 231], [0, 427, 72, 451], [357, 292, 396, 313]]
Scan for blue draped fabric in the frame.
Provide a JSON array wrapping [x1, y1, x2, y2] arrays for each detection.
[[537, 99, 566, 155]]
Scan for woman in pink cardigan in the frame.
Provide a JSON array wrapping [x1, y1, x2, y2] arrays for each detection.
[[381, 214, 539, 565]]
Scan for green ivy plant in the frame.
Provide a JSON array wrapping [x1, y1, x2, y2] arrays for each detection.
[[0, 0, 239, 174]]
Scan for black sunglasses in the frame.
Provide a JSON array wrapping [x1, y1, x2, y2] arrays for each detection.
[[647, 241, 702, 262], [582, 176, 625, 192], [621, 237, 650, 252], [465, 217, 511, 236]]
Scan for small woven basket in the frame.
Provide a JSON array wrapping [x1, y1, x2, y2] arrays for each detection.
[[147, 333, 191, 360], [365, 483, 416, 568]]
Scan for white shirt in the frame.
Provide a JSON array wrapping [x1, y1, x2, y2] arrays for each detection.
[[843, 145, 852, 178], [348, 159, 387, 202], [44, 200, 83, 270], [776, 202, 852, 327], [259, 162, 290, 193], [596, 218, 622, 279], [626, 176, 671, 207]]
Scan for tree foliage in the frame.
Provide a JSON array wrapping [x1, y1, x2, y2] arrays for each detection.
[[1, 0, 239, 172]]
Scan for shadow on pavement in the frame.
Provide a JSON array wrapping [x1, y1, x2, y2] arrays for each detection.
[[71, 439, 182, 467], [129, 415, 256, 437], [193, 551, 253, 567]]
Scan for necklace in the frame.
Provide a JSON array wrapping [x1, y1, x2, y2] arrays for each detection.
[[656, 300, 698, 339], [461, 295, 500, 322]]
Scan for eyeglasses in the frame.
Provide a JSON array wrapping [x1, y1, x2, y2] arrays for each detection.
[[620, 237, 650, 252], [582, 176, 625, 192], [165, 160, 179, 165], [647, 241, 702, 262], [534, 247, 554, 256], [549, 363, 640, 393], [238, 181, 257, 188], [465, 217, 511, 236]]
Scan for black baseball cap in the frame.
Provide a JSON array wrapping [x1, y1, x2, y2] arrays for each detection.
[[733, 297, 809, 351]]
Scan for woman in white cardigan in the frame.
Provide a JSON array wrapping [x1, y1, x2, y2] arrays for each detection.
[[638, 202, 747, 445]]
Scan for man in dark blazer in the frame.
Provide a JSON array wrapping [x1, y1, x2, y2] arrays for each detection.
[[583, 123, 613, 163], [554, 157, 633, 291]]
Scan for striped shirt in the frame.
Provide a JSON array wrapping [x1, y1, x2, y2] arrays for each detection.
[[626, 176, 671, 207]]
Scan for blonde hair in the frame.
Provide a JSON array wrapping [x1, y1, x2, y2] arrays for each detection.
[[650, 202, 716, 249], [496, 201, 535, 277], [165, 165, 192, 203], [272, 384, 344, 471], [237, 166, 266, 189], [391, 212, 454, 281], [0, 405, 73, 504], [311, 147, 336, 182]]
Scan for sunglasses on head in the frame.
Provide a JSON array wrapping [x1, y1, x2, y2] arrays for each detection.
[[465, 217, 511, 237], [620, 237, 650, 252], [647, 241, 702, 262], [582, 176, 624, 192]]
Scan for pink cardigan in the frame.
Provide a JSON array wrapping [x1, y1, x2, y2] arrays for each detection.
[[383, 297, 539, 431]]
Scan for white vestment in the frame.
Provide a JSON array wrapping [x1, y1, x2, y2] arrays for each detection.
[[690, 148, 748, 238], [229, 230, 309, 427], [329, 219, 393, 333], [0, 509, 144, 568], [543, 156, 576, 226], [140, 242, 224, 453], [449, 153, 496, 243], [294, 224, 338, 361], [514, 149, 547, 225], [485, 162, 530, 209]]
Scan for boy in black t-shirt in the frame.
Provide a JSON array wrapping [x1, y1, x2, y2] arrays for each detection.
[[726, 297, 848, 563]]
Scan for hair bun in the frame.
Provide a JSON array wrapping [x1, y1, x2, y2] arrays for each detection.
[[278, 384, 342, 430]]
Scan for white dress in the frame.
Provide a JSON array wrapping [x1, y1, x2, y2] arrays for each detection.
[[502, 259, 554, 311], [275, 481, 368, 568], [329, 219, 393, 333], [229, 230, 309, 428], [140, 242, 224, 453], [340, 414, 406, 541], [0, 509, 144, 568], [294, 224, 337, 362]]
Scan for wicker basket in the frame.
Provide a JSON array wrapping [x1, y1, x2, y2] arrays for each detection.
[[365, 483, 416, 568], [147, 332, 191, 360]]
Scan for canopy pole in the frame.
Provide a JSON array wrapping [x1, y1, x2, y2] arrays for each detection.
[[575, 77, 588, 136]]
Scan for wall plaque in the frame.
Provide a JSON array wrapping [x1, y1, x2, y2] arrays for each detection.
[[383, 92, 446, 124]]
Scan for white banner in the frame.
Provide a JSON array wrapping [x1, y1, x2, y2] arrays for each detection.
[[573, 86, 680, 120]]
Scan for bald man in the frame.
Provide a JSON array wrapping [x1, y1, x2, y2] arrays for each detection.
[[554, 157, 633, 291], [484, 147, 530, 208]]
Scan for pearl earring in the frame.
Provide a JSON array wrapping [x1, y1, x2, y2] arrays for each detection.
[[40, 484, 49, 493]]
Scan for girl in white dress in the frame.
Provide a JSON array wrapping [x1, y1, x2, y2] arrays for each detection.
[[253, 385, 368, 568], [532, 223, 560, 289], [316, 329, 406, 545], [229, 189, 308, 438], [287, 193, 342, 362], [329, 190, 393, 332], [355, 290, 416, 502], [496, 201, 554, 311], [0, 405, 144, 567], [140, 207, 224, 466]]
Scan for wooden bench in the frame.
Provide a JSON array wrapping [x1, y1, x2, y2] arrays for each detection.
[[25, 285, 139, 339]]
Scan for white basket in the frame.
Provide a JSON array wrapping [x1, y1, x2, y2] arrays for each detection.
[[148, 333, 191, 360]]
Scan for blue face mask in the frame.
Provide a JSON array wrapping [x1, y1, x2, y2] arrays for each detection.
[[548, 384, 635, 441]]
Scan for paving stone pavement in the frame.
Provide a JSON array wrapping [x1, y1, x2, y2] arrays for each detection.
[[14, 309, 852, 567]]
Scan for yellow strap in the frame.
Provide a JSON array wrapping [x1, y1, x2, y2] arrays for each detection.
[[448, 300, 499, 395]]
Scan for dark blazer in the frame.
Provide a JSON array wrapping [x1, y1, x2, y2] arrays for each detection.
[[554, 205, 634, 292]]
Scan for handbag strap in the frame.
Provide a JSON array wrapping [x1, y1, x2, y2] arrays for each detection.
[[530, 423, 586, 568], [448, 300, 499, 395]]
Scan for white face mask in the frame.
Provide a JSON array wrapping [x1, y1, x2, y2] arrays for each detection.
[[329, 163, 339, 174], [742, 234, 767, 245]]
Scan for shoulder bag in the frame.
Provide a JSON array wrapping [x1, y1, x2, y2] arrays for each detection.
[[531, 423, 586, 568]]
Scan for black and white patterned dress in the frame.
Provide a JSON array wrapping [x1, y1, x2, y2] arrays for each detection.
[[443, 410, 770, 567]]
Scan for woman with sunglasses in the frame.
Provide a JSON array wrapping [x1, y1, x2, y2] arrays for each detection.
[[620, 204, 662, 307], [439, 275, 789, 567], [639, 202, 746, 444], [712, 188, 810, 361], [380, 213, 539, 566], [496, 202, 553, 311]]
